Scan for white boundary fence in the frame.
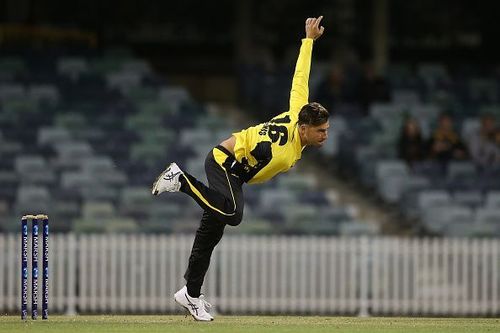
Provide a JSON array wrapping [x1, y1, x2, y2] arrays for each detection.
[[1, 234, 499, 316]]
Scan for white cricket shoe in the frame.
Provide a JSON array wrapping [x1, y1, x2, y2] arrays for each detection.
[[174, 286, 214, 321], [151, 163, 184, 195]]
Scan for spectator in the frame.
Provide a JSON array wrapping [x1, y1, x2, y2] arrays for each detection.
[[428, 113, 468, 164], [398, 117, 426, 167], [468, 113, 497, 167]]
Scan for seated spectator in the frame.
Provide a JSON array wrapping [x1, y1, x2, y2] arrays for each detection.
[[468, 113, 497, 167], [428, 113, 468, 164], [397, 117, 426, 168]]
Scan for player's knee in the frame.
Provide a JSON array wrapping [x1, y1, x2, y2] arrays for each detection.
[[226, 217, 242, 226], [225, 210, 243, 226]]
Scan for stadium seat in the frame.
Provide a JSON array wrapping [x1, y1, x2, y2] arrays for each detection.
[[479, 105, 500, 118], [73, 218, 107, 233], [119, 186, 153, 218], [14, 185, 51, 215], [106, 71, 142, 94], [82, 201, 116, 220], [421, 205, 473, 234], [89, 57, 122, 75], [121, 60, 152, 76], [179, 128, 213, 147], [475, 208, 500, 225], [38, 127, 72, 146], [370, 103, 402, 120], [185, 157, 207, 180], [299, 191, 330, 206], [260, 189, 297, 211], [408, 104, 440, 124], [57, 57, 88, 80], [452, 190, 484, 209], [417, 63, 449, 87], [277, 172, 317, 192], [1, 99, 39, 121], [417, 190, 452, 211], [80, 185, 119, 202], [468, 79, 498, 103], [127, 86, 159, 104], [443, 222, 497, 237], [375, 160, 408, 189], [461, 118, 481, 142], [391, 89, 421, 105], [138, 100, 175, 116], [0, 84, 25, 101], [14, 155, 56, 185], [103, 217, 139, 233], [0, 171, 19, 202], [485, 191, 500, 208], [61, 171, 93, 189], [55, 112, 88, 132], [0, 57, 26, 79], [81, 156, 115, 173], [320, 206, 353, 223], [338, 220, 380, 236], [54, 142, 94, 169], [130, 142, 168, 167], [158, 86, 190, 112], [28, 84, 60, 106]]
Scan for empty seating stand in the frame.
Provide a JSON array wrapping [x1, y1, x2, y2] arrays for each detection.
[[0, 52, 371, 236]]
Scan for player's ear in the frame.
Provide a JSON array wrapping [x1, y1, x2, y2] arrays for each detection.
[[299, 124, 308, 135]]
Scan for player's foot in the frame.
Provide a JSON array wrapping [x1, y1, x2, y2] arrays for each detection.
[[174, 286, 214, 321], [151, 163, 184, 195]]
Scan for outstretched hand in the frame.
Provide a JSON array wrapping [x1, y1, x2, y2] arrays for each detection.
[[305, 16, 325, 40]]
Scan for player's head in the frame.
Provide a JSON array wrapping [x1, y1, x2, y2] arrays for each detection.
[[298, 102, 330, 147]]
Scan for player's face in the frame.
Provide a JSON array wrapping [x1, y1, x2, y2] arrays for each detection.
[[304, 121, 329, 147]]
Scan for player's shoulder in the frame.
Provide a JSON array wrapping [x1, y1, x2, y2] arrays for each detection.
[[270, 111, 297, 125]]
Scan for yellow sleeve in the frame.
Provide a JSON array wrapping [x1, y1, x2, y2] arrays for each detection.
[[289, 38, 314, 118]]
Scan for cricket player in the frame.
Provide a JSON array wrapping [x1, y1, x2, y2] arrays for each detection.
[[152, 16, 328, 321]]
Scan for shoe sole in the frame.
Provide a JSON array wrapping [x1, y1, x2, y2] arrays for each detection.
[[151, 164, 173, 195], [174, 296, 213, 322]]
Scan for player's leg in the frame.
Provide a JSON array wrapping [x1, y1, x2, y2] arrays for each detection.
[[174, 209, 226, 321], [173, 211, 222, 321], [184, 211, 224, 297], [183, 149, 244, 292], [181, 152, 244, 287], [172, 149, 244, 321], [152, 149, 244, 226]]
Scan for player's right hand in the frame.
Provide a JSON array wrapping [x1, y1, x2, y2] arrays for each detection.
[[305, 16, 325, 40]]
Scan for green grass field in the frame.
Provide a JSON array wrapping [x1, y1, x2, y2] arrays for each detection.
[[0, 315, 498, 333]]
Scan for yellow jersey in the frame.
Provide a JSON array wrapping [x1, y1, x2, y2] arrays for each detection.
[[216, 38, 314, 184]]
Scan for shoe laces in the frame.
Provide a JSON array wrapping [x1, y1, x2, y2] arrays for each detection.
[[199, 294, 212, 311], [164, 170, 180, 181]]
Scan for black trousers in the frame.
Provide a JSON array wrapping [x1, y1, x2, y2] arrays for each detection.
[[179, 146, 244, 297]]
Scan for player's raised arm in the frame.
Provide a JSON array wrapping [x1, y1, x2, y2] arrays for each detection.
[[288, 16, 325, 117]]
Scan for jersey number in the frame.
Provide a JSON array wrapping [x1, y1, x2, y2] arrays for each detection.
[[267, 115, 291, 146], [268, 125, 288, 146]]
